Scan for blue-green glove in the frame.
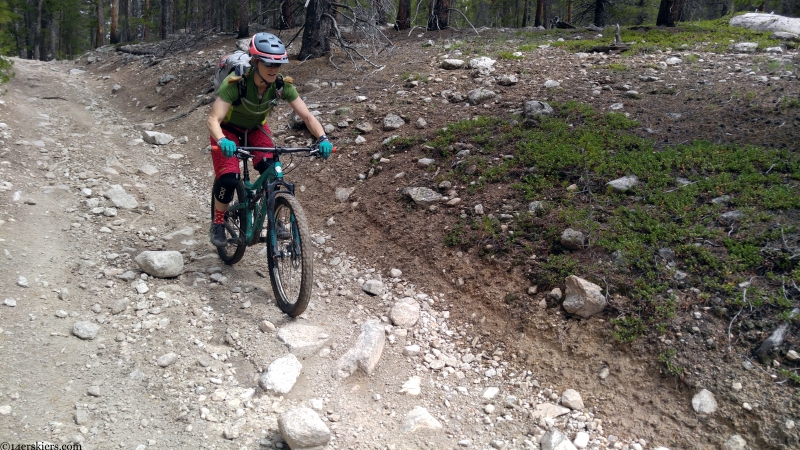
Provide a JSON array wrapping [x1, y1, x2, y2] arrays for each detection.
[[318, 138, 333, 159], [218, 137, 237, 158]]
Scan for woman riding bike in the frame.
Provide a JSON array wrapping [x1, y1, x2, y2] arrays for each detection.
[[207, 32, 333, 247]]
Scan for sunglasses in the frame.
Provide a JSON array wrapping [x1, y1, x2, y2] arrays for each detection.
[[260, 61, 282, 68]]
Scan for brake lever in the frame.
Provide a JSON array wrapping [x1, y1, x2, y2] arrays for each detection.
[[211, 145, 252, 159]]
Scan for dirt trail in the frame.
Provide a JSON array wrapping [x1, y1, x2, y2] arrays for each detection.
[[0, 29, 797, 450]]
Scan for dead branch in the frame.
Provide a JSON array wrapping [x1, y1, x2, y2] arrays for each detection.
[[332, 2, 394, 46], [407, 25, 427, 38], [447, 8, 479, 35], [285, 26, 306, 50], [116, 46, 156, 56], [727, 276, 756, 352], [323, 13, 382, 70], [406, 0, 429, 36], [155, 96, 214, 125], [780, 226, 799, 260], [328, 54, 340, 70]]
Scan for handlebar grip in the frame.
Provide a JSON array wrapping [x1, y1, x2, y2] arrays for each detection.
[[211, 145, 220, 151]]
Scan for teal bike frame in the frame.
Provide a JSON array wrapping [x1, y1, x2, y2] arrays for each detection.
[[227, 146, 317, 257]]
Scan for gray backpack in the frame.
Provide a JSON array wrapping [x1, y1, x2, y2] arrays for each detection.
[[213, 50, 251, 92]]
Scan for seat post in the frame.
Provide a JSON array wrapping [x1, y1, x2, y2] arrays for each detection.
[[241, 129, 250, 182]]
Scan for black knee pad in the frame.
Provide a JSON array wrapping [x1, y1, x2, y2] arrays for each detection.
[[213, 173, 239, 203]]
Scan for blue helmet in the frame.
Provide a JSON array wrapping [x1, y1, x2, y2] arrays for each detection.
[[249, 33, 289, 64]]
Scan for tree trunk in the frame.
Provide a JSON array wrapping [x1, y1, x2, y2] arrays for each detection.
[[656, 0, 674, 26], [34, 0, 42, 60], [161, 0, 169, 39], [144, 0, 150, 40], [96, 0, 105, 48], [123, 0, 130, 41], [374, 0, 388, 25], [49, 13, 57, 59], [300, 0, 332, 60], [280, 0, 294, 28], [567, 0, 572, 23], [397, 0, 410, 29], [237, 0, 249, 38], [593, 0, 607, 27], [521, 0, 528, 27], [110, 0, 120, 44], [534, 0, 544, 27], [671, 0, 684, 23], [427, 0, 450, 30]]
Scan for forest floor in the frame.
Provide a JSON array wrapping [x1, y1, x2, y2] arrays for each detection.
[[0, 25, 798, 450]]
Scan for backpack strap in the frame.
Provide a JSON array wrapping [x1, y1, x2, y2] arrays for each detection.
[[232, 71, 283, 110], [275, 75, 284, 101], [232, 67, 249, 107]]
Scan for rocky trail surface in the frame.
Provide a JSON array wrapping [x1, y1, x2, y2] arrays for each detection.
[[0, 56, 624, 450], [0, 28, 797, 450]]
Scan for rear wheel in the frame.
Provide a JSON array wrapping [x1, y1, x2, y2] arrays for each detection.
[[211, 182, 247, 265], [268, 193, 313, 317]]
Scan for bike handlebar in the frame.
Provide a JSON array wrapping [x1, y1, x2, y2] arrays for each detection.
[[210, 145, 337, 158]]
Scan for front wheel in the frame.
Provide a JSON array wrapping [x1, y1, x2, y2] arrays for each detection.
[[211, 181, 247, 265], [267, 193, 313, 317]]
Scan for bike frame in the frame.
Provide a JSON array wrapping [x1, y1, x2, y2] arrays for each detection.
[[224, 146, 316, 255]]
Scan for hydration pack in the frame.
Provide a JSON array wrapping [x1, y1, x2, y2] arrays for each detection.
[[213, 50, 251, 92], [213, 51, 284, 109]]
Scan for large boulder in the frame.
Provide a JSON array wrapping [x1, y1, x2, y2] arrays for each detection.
[[142, 130, 174, 145], [333, 320, 385, 379], [134, 251, 184, 278], [730, 13, 800, 35], [279, 407, 331, 449]]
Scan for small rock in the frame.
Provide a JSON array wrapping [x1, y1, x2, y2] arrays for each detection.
[[692, 389, 718, 414], [400, 376, 422, 395], [72, 322, 101, 340], [111, 298, 129, 315], [561, 389, 584, 410], [362, 279, 384, 296], [74, 409, 90, 425], [722, 434, 747, 450], [401, 406, 442, 433], [259, 320, 276, 332], [157, 352, 179, 367]]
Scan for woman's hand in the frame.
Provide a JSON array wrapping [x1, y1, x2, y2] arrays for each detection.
[[218, 137, 237, 157], [318, 136, 332, 159]]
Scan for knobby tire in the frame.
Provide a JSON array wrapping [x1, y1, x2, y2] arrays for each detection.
[[268, 193, 313, 317]]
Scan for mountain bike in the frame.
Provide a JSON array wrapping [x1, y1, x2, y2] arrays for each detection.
[[210, 142, 329, 317]]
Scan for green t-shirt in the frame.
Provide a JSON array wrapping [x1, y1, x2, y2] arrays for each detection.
[[217, 69, 299, 129]]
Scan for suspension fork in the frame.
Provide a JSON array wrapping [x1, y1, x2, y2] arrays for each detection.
[[266, 179, 297, 258]]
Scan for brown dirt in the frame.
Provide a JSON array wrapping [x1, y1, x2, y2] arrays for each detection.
[[5, 27, 799, 449]]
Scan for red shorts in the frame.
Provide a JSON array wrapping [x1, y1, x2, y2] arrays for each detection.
[[210, 124, 275, 177]]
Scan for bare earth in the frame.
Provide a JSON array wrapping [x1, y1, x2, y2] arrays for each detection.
[[0, 28, 798, 450]]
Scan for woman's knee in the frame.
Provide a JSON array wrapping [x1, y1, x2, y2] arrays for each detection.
[[212, 173, 239, 203]]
